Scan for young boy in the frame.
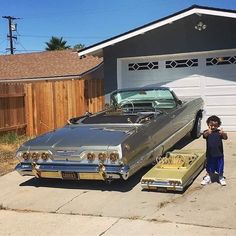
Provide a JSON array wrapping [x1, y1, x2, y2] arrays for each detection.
[[201, 115, 228, 186]]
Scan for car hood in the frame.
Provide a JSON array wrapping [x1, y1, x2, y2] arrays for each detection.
[[21, 124, 137, 149]]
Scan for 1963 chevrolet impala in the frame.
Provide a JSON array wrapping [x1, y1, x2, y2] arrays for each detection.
[[15, 87, 203, 181]]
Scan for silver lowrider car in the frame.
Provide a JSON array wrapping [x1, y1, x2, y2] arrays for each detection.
[[15, 87, 203, 181]]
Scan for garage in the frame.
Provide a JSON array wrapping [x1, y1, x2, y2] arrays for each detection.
[[79, 5, 236, 131], [118, 49, 236, 131]]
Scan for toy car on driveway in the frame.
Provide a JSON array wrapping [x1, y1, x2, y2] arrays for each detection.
[[141, 149, 206, 191], [15, 87, 203, 182]]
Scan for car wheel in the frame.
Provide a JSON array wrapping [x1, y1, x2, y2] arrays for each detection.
[[190, 116, 201, 139]]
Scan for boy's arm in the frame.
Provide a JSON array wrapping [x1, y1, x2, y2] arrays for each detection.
[[203, 129, 211, 139], [220, 129, 228, 140]]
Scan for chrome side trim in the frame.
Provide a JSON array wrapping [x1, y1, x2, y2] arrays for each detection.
[[127, 119, 194, 176]]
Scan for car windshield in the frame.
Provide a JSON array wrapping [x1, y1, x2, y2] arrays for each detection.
[[111, 88, 176, 110], [112, 89, 174, 104]]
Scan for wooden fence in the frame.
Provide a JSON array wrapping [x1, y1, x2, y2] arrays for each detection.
[[0, 83, 26, 134], [0, 78, 104, 136]]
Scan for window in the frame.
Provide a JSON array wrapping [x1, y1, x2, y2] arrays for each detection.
[[206, 56, 236, 66], [166, 59, 198, 68], [128, 61, 159, 71]]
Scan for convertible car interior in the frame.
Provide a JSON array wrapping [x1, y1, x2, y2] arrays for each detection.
[[70, 88, 181, 125]]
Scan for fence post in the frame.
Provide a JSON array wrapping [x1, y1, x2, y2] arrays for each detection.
[[24, 83, 34, 136]]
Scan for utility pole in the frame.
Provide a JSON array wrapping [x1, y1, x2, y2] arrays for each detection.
[[2, 16, 19, 54]]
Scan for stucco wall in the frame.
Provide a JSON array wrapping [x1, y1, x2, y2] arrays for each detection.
[[103, 14, 236, 94]]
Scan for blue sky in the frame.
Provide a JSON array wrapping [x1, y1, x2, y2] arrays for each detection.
[[1, 0, 236, 54]]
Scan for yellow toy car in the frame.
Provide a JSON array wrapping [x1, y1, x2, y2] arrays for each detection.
[[141, 149, 206, 192]]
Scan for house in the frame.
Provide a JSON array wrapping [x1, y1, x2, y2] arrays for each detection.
[[0, 50, 104, 135], [79, 5, 236, 131]]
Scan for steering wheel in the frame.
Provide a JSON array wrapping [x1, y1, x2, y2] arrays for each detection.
[[119, 100, 135, 113]]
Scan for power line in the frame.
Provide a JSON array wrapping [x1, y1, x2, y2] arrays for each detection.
[[18, 34, 112, 39], [15, 49, 43, 52]]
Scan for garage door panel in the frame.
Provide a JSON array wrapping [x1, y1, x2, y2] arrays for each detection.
[[206, 106, 236, 116], [205, 86, 236, 96], [206, 96, 236, 106], [219, 116, 236, 125], [123, 80, 166, 89], [169, 87, 202, 97], [206, 65, 236, 76], [205, 76, 236, 86], [165, 76, 201, 87]]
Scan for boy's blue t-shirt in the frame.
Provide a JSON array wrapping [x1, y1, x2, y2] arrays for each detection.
[[203, 129, 224, 157]]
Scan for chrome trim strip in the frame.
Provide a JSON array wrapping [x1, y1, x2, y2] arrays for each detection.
[[127, 119, 194, 175]]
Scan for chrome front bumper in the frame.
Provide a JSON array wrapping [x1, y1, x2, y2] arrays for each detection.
[[15, 163, 130, 181]]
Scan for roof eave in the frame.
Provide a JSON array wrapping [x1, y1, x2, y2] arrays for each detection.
[[79, 6, 236, 57]]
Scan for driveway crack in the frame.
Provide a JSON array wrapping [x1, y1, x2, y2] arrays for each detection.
[[99, 218, 120, 236], [54, 190, 88, 213]]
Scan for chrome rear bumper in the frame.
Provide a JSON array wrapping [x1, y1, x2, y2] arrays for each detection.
[[15, 163, 130, 181], [141, 181, 184, 191]]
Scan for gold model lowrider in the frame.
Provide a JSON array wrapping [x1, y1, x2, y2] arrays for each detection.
[[141, 149, 206, 191]]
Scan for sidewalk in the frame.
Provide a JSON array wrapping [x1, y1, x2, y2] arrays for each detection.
[[1, 210, 236, 236]]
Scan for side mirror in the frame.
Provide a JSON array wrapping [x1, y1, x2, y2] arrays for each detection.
[[177, 100, 182, 105], [104, 103, 110, 109]]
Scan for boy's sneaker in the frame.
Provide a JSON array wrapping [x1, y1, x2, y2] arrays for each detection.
[[219, 176, 226, 186], [201, 175, 211, 185]]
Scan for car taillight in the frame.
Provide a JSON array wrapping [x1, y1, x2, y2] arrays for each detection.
[[22, 152, 30, 161], [109, 152, 119, 163], [98, 152, 107, 162], [41, 152, 49, 161], [169, 180, 181, 186], [32, 152, 39, 161], [87, 152, 95, 162]]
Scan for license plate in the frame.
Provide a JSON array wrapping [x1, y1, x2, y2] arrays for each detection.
[[61, 172, 78, 180]]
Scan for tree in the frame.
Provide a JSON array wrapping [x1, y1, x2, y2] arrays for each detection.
[[73, 43, 85, 51], [45, 36, 71, 51]]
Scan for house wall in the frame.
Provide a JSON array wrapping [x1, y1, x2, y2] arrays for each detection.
[[103, 14, 236, 94]]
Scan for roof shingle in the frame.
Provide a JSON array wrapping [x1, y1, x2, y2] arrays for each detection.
[[0, 50, 103, 81]]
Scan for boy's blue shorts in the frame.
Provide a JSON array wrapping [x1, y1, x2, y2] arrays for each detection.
[[206, 155, 224, 175]]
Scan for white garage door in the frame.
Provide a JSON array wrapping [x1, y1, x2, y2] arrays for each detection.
[[117, 49, 236, 131]]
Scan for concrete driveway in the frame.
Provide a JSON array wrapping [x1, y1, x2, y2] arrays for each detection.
[[0, 133, 236, 235]]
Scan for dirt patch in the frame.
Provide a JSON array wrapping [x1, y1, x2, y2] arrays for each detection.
[[0, 144, 19, 176], [0, 134, 30, 176]]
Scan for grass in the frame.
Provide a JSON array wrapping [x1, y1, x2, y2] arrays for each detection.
[[0, 132, 31, 176], [0, 132, 28, 145]]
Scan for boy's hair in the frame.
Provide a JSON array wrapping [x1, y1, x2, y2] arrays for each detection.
[[206, 115, 221, 126]]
